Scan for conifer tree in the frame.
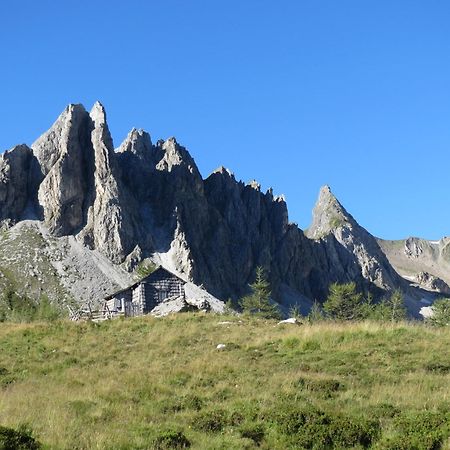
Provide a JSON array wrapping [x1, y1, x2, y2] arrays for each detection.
[[239, 267, 281, 319]]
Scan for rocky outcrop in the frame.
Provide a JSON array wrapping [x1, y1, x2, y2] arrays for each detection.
[[414, 271, 450, 294], [30, 102, 139, 263], [79, 102, 138, 263], [379, 236, 450, 289], [0, 144, 38, 222], [0, 102, 419, 311], [306, 186, 405, 293], [32, 104, 92, 235]]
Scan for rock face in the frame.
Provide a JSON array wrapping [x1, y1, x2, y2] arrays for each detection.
[[0, 102, 422, 311], [31, 103, 138, 263], [414, 272, 450, 295], [0, 144, 39, 222], [32, 104, 92, 235], [378, 236, 450, 292], [306, 186, 404, 293]]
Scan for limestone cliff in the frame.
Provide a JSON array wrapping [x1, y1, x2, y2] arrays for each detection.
[[0, 102, 426, 313]]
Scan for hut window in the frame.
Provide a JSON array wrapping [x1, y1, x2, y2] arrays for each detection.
[[158, 290, 169, 302]]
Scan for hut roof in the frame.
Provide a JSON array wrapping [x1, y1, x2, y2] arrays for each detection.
[[104, 265, 186, 300]]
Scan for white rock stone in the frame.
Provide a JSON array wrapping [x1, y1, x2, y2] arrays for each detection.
[[278, 318, 298, 325]]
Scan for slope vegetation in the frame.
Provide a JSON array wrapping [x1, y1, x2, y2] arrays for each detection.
[[0, 315, 449, 449]]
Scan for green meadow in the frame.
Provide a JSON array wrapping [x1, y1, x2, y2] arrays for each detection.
[[0, 315, 449, 449]]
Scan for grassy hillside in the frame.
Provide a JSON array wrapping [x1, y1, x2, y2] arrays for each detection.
[[0, 315, 449, 449]]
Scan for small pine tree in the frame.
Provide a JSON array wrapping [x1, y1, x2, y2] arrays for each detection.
[[239, 267, 281, 319], [387, 290, 407, 322], [359, 292, 375, 319], [426, 298, 450, 327], [307, 301, 324, 323], [323, 282, 365, 321], [370, 290, 407, 322], [289, 303, 303, 320]]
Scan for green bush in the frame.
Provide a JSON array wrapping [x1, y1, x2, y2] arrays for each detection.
[[134, 261, 157, 280], [239, 422, 265, 444], [271, 404, 379, 448], [307, 301, 325, 323], [295, 376, 343, 398], [191, 409, 229, 432], [376, 410, 450, 450], [424, 362, 450, 374], [152, 428, 190, 449], [158, 394, 203, 413], [0, 424, 41, 450], [0, 289, 61, 323], [426, 298, 450, 327]]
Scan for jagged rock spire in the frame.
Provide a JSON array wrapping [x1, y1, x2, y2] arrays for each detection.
[[0, 101, 413, 312], [117, 128, 153, 158], [307, 185, 352, 239]]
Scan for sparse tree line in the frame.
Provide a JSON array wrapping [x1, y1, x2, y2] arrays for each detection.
[[235, 267, 450, 326]]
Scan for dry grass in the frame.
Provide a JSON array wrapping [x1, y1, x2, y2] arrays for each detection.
[[0, 315, 449, 449]]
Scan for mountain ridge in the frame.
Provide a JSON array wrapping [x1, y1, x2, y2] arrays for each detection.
[[0, 102, 441, 315]]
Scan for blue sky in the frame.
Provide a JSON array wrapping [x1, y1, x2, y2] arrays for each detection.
[[1, 1, 450, 240]]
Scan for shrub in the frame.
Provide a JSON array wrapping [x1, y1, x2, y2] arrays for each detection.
[[376, 410, 450, 450], [0, 424, 41, 450], [424, 362, 450, 374], [35, 296, 61, 322], [152, 428, 190, 449], [0, 290, 61, 323], [295, 376, 343, 398], [271, 404, 379, 448], [158, 394, 203, 413], [191, 409, 229, 433], [134, 261, 157, 280], [239, 422, 265, 445], [289, 303, 304, 320]]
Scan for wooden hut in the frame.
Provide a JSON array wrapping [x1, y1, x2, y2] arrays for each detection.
[[104, 266, 186, 317]]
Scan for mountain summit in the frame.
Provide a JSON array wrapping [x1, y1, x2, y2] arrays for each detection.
[[0, 103, 434, 314], [307, 185, 351, 239]]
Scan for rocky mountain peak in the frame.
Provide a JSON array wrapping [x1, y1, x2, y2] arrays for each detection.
[[89, 101, 107, 125], [117, 128, 153, 158], [156, 137, 200, 180], [307, 185, 351, 239], [0, 101, 426, 316], [248, 180, 261, 191], [306, 185, 403, 292], [212, 166, 235, 178], [32, 103, 90, 175]]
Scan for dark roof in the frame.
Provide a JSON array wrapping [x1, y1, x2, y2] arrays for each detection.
[[104, 265, 185, 300]]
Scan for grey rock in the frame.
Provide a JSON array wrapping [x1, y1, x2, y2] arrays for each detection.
[[414, 271, 450, 294], [32, 104, 92, 235], [0, 102, 426, 315], [378, 236, 450, 289], [306, 185, 403, 292], [0, 144, 37, 222], [79, 102, 138, 263]]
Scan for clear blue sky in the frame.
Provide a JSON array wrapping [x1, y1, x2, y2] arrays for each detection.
[[1, 1, 449, 240]]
